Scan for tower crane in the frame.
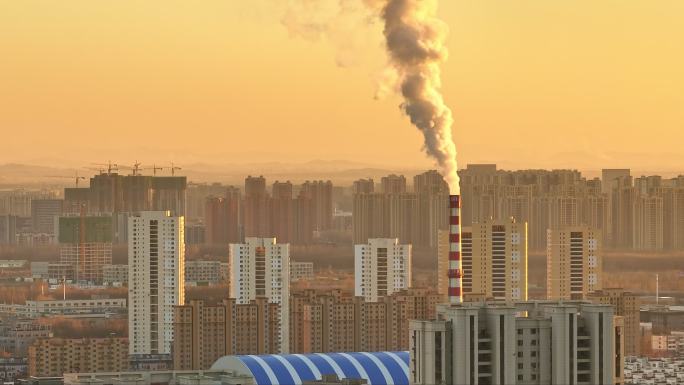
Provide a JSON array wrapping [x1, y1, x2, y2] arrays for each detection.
[[169, 162, 182, 176], [45, 175, 87, 187], [91, 161, 118, 174]]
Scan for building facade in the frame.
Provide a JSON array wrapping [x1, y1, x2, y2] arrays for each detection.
[[441, 219, 528, 302], [102, 264, 129, 285], [229, 237, 289, 353], [128, 211, 185, 355], [173, 299, 281, 370], [546, 226, 602, 300], [410, 301, 623, 385], [185, 260, 224, 285], [290, 288, 441, 354], [588, 288, 640, 356], [28, 338, 128, 377], [290, 261, 314, 281], [354, 238, 411, 302]]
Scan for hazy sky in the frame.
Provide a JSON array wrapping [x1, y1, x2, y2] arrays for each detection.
[[1, 1, 682, 170]]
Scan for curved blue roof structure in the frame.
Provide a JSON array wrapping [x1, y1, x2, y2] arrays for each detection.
[[211, 351, 409, 385]]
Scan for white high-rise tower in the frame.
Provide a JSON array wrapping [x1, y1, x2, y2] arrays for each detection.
[[229, 237, 290, 353], [128, 211, 185, 355], [354, 238, 412, 302]]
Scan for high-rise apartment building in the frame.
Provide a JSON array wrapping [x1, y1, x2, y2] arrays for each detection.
[[299, 180, 334, 232], [410, 301, 623, 385], [444, 218, 528, 302], [243, 176, 269, 238], [602, 169, 631, 194], [588, 288, 640, 356], [0, 190, 56, 217], [229, 237, 289, 352], [204, 192, 240, 244], [31, 199, 63, 235], [547, 226, 602, 300], [634, 194, 664, 250], [57, 216, 113, 283], [128, 211, 185, 355], [88, 173, 187, 216], [0, 215, 18, 244], [354, 238, 411, 302], [352, 178, 374, 194], [381, 174, 407, 194], [271, 181, 294, 243]]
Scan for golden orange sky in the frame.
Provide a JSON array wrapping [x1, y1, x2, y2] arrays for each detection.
[[1, 1, 683, 171]]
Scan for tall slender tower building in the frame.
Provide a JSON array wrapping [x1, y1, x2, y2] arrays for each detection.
[[547, 226, 602, 300], [128, 211, 185, 355], [228, 237, 290, 353]]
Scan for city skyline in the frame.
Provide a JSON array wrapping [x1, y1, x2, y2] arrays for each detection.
[[1, 1, 683, 170], [1, 1, 682, 384]]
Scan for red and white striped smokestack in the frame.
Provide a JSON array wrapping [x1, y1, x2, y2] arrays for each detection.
[[448, 195, 462, 304]]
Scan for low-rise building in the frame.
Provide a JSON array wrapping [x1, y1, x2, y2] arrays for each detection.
[[102, 264, 128, 285], [185, 260, 223, 285], [0, 299, 127, 318], [0, 358, 28, 382], [62, 369, 253, 385], [0, 319, 53, 356], [0, 259, 27, 268], [290, 262, 314, 281]]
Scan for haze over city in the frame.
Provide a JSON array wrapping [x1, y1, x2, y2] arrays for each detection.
[[2, 1, 683, 171], [1, 1, 683, 385]]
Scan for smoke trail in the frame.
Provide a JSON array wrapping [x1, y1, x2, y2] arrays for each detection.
[[377, 0, 459, 193], [280, 0, 460, 192]]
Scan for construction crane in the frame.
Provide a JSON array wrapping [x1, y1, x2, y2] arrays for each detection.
[[152, 164, 165, 176], [91, 161, 118, 174], [45, 175, 87, 187], [120, 161, 146, 176], [169, 162, 182, 176]]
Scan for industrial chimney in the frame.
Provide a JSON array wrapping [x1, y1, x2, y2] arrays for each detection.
[[448, 194, 462, 304]]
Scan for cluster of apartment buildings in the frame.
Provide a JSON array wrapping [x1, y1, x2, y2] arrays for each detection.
[[459, 165, 684, 250], [352, 171, 450, 248], [202, 177, 333, 245], [625, 357, 684, 384]]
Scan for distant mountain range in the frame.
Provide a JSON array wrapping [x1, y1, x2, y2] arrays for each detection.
[[0, 161, 426, 187], [0, 160, 681, 188]]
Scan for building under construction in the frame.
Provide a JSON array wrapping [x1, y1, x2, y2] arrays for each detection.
[[57, 215, 113, 283], [64, 173, 187, 217]]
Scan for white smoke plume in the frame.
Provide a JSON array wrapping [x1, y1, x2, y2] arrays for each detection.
[[281, 0, 379, 67], [281, 0, 460, 193], [377, 0, 459, 193]]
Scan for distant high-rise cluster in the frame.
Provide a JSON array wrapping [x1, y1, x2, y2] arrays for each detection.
[[459, 164, 684, 251], [201, 177, 333, 245], [352, 170, 449, 247]]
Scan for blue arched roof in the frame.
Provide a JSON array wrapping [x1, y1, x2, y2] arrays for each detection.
[[211, 351, 409, 385]]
